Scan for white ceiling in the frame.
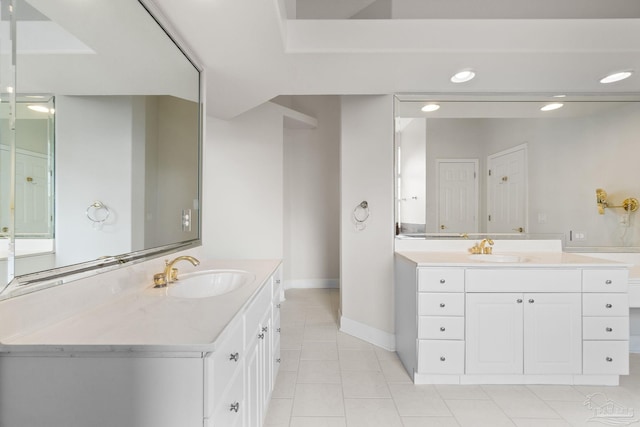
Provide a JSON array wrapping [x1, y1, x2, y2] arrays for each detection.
[[149, 0, 640, 119]]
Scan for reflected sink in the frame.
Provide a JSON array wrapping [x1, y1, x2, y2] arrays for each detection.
[[166, 270, 255, 298], [469, 254, 528, 263]]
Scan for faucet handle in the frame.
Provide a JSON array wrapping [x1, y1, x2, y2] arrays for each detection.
[[153, 273, 167, 288]]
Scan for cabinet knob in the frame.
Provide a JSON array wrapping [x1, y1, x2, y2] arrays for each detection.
[[528, 299, 535, 304], [229, 352, 240, 362], [606, 327, 613, 332], [258, 333, 265, 340], [606, 304, 613, 308], [439, 279, 446, 284], [440, 356, 446, 362], [276, 358, 281, 363], [440, 327, 446, 332], [262, 326, 268, 333], [439, 303, 445, 308], [606, 357, 613, 362], [277, 328, 281, 333], [276, 279, 281, 284], [516, 299, 523, 303], [605, 279, 612, 284], [277, 304, 281, 309], [230, 402, 240, 413]]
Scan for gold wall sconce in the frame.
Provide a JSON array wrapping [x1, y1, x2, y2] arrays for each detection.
[[596, 188, 639, 215]]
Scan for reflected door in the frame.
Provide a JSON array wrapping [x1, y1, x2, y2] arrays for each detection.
[[437, 160, 478, 233], [15, 151, 51, 236], [487, 144, 527, 234]]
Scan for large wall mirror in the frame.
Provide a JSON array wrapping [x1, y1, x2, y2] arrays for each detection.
[[395, 94, 640, 250], [0, 0, 202, 297]]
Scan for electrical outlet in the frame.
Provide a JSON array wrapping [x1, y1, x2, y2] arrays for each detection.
[[571, 231, 587, 241], [537, 213, 547, 224], [182, 209, 191, 232]]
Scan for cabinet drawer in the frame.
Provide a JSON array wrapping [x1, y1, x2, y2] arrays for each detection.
[[208, 318, 244, 405], [418, 268, 464, 292], [466, 269, 581, 292], [583, 293, 629, 316], [583, 341, 629, 375], [417, 340, 464, 374], [212, 367, 244, 427], [583, 269, 628, 293], [583, 317, 629, 340], [418, 293, 464, 316], [418, 316, 464, 340]]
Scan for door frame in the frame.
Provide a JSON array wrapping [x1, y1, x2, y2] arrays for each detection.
[[435, 158, 479, 234]]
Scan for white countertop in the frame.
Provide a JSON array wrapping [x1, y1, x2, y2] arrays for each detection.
[[0, 259, 281, 354], [397, 251, 630, 268]]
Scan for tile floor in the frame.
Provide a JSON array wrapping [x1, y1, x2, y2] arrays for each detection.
[[265, 288, 640, 427]]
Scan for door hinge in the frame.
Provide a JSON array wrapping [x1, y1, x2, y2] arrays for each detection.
[[474, 171, 476, 179], [488, 169, 492, 176], [488, 214, 492, 221]]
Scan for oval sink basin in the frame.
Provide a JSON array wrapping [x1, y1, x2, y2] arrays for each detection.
[[469, 254, 528, 263], [166, 270, 255, 298]]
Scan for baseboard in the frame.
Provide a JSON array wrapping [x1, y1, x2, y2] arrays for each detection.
[[284, 279, 339, 290], [630, 335, 640, 353], [340, 315, 396, 351]]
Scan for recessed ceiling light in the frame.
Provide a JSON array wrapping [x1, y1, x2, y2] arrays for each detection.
[[600, 71, 633, 84], [450, 70, 476, 83], [27, 105, 51, 113], [540, 103, 564, 112], [421, 104, 440, 112]]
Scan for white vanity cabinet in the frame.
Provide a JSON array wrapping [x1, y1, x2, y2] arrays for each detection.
[[394, 252, 630, 385]]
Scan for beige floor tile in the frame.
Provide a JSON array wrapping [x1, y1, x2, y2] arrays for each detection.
[[301, 341, 339, 360], [273, 371, 298, 398], [280, 348, 301, 371], [373, 346, 399, 361], [490, 395, 561, 419], [545, 400, 596, 426], [290, 417, 347, 427], [511, 419, 571, 427], [344, 398, 402, 427], [341, 371, 391, 398], [435, 384, 490, 400], [401, 417, 461, 427], [389, 383, 451, 417], [445, 399, 515, 427], [264, 398, 293, 425], [339, 348, 380, 371], [526, 385, 586, 402], [305, 306, 339, 324], [292, 383, 345, 417], [378, 358, 413, 383], [297, 360, 342, 384], [304, 323, 338, 342], [336, 332, 373, 350]]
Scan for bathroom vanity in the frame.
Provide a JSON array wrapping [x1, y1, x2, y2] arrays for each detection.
[[0, 258, 282, 427], [395, 250, 630, 385]]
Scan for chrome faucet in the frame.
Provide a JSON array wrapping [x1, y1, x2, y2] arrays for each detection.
[[153, 255, 200, 288]]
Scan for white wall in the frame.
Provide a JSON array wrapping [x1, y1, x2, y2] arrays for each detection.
[[397, 118, 426, 227], [202, 102, 284, 259], [55, 96, 135, 265], [340, 95, 395, 349], [283, 96, 340, 288]]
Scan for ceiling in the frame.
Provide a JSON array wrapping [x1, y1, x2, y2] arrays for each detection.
[[149, 0, 640, 119]]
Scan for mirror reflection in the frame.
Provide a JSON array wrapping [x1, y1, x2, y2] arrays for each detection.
[[395, 97, 640, 248], [1, 0, 201, 293]]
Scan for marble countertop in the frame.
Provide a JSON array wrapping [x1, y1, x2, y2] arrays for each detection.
[[397, 251, 631, 268], [0, 259, 281, 354]]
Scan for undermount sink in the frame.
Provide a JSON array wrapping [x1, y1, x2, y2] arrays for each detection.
[[166, 270, 255, 298], [469, 254, 528, 263]]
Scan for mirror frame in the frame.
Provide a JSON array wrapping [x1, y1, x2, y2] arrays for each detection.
[[393, 93, 640, 253], [0, 0, 204, 298]]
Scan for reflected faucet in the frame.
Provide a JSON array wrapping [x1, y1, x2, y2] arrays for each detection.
[[154, 255, 200, 288], [469, 238, 494, 255]]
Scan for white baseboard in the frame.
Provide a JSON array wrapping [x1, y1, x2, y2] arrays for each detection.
[[340, 315, 396, 351], [630, 335, 640, 353], [284, 279, 339, 290]]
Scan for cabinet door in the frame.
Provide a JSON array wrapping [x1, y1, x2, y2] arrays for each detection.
[[245, 340, 260, 427], [466, 293, 523, 374], [524, 293, 581, 374]]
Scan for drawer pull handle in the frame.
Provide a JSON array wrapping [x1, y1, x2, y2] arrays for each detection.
[[230, 402, 240, 413], [606, 327, 613, 332], [606, 304, 613, 308], [440, 356, 446, 362], [277, 328, 281, 333], [262, 326, 268, 333], [440, 327, 446, 332], [606, 357, 613, 362], [277, 304, 281, 308], [258, 333, 265, 340], [528, 299, 535, 304], [276, 358, 281, 363], [440, 279, 446, 284], [229, 352, 240, 362], [605, 280, 612, 284], [516, 299, 523, 303], [439, 303, 445, 308]]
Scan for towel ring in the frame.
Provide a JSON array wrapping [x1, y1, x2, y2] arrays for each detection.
[[353, 201, 370, 231], [86, 201, 110, 224]]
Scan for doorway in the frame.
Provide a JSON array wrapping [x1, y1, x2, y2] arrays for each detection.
[[436, 159, 479, 233], [487, 144, 528, 234]]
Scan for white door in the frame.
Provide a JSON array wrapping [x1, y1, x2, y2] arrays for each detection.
[[466, 293, 523, 374], [0, 146, 10, 235], [487, 144, 527, 233], [437, 160, 478, 233], [14, 151, 51, 235], [524, 293, 582, 374]]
